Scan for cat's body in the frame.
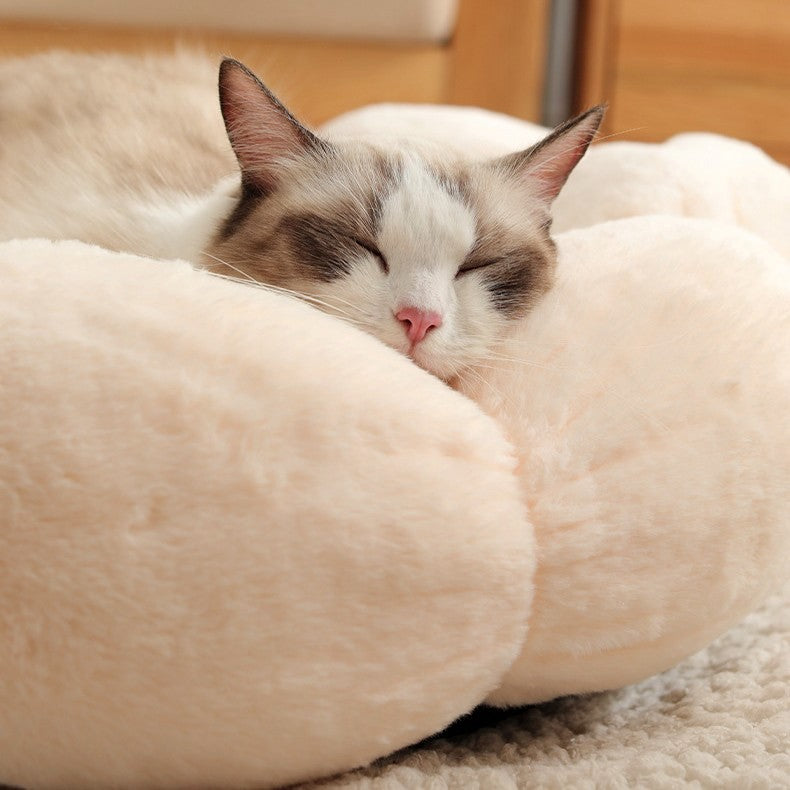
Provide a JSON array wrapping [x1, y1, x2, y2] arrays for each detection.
[[0, 51, 236, 259], [0, 51, 602, 379]]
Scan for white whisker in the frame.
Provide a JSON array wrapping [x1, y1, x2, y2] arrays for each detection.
[[202, 251, 372, 321], [202, 251, 258, 284]]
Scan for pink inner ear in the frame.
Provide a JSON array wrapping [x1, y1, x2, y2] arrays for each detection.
[[218, 59, 318, 192], [507, 106, 605, 204], [527, 147, 588, 202]]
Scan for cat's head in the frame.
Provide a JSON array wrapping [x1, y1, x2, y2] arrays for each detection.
[[205, 59, 604, 380]]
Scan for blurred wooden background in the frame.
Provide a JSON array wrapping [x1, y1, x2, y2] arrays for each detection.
[[0, 0, 788, 163], [0, 0, 549, 126], [578, 0, 790, 164]]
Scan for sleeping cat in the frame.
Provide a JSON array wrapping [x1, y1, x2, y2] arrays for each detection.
[[0, 52, 603, 380]]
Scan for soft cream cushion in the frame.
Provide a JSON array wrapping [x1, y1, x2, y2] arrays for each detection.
[[466, 217, 790, 704], [0, 240, 532, 789], [2, 108, 790, 788], [552, 133, 790, 259]]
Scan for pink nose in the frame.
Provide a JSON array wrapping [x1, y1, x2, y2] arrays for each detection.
[[395, 307, 443, 345]]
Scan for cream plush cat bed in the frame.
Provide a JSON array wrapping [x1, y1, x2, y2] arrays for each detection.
[[2, 209, 790, 788]]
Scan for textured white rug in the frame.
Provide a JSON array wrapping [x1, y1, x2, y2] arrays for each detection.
[[306, 579, 790, 788]]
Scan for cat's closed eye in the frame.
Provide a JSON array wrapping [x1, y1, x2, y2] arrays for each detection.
[[456, 257, 502, 277], [353, 236, 388, 274]]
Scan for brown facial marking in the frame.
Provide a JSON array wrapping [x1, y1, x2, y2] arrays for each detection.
[[278, 211, 365, 281], [480, 246, 553, 316], [462, 226, 556, 318], [367, 150, 400, 229], [206, 141, 402, 285], [215, 184, 266, 243], [427, 165, 470, 206]]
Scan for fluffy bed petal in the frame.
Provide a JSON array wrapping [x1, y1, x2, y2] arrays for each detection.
[[0, 239, 533, 789], [458, 217, 790, 704]]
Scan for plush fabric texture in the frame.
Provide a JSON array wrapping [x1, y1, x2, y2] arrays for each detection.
[[303, 578, 790, 789], [0, 239, 533, 789], [552, 133, 790, 260], [327, 103, 790, 707], [2, 98, 789, 789], [462, 217, 790, 705], [322, 102, 548, 160]]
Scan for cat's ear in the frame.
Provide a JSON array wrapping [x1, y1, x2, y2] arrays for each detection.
[[494, 105, 606, 204], [218, 58, 328, 194]]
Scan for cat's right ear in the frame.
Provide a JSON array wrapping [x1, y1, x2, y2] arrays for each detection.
[[493, 105, 606, 206], [218, 58, 327, 194]]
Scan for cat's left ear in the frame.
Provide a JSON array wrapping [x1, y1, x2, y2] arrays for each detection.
[[218, 58, 329, 194], [494, 105, 606, 205]]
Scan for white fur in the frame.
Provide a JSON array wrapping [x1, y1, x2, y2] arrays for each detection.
[[253, 142, 529, 381], [0, 176, 239, 262], [0, 51, 237, 259], [331, 154, 484, 379], [379, 155, 476, 312], [132, 176, 240, 261]]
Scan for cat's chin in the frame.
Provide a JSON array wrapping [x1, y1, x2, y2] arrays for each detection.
[[407, 346, 462, 382]]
